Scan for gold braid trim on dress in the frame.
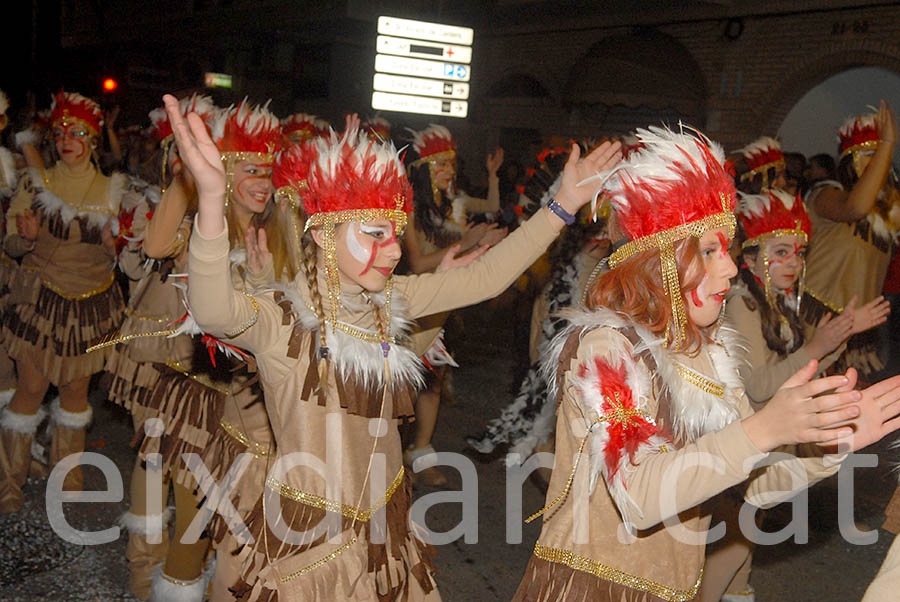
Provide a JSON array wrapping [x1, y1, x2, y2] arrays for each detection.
[[533, 543, 703, 602], [219, 419, 273, 458], [42, 272, 115, 300], [608, 193, 736, 350], [675, 364, 725, 398], [265, 465, 405, 522]]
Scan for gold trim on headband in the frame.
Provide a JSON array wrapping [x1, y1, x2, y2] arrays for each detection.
[[739, 158, 784, 191], [840, 139, 882, 160], [608, 193, 736, 350], [409, 149, 455, 170]]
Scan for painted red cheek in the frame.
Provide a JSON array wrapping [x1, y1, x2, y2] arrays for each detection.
[[358, 226, 399, 277], [690, 288, 704, 308]]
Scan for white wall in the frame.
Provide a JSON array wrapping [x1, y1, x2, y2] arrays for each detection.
[[777, 66, 900, 166]]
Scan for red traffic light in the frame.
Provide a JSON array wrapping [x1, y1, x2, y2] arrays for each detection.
[[102, 78, 118, 93]]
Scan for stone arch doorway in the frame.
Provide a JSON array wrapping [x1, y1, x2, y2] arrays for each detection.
[[775, 65, 900, 160]]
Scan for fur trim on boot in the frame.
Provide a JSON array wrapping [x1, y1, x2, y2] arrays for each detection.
[[119, 507, 173, 537], [0, 389, 15, 411], [50, 399, 93, 429], [1, 406, 46, 435]]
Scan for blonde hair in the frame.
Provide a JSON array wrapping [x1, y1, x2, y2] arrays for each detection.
[[227, 200, 296, 282]]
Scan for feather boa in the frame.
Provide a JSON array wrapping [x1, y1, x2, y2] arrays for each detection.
[[31, 168, 126, 232], [543, 307, 746, 528], [270, 281, 425, 391]]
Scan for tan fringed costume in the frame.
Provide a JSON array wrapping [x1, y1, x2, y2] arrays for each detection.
[[512, 309, 845, 602], [190, 210, 558, 602], [4, 164, 125, 385], [0, 145, 19, 401], [803, 181, 894, 376]]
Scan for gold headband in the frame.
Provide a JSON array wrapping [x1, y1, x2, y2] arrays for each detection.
[[608, 192, 736, 350], [53, 116, 100, 137], [304, 195, 408, 329], [840, 140, 883, 178], [408, 149, 456, 170], [739, 159, 785, 191]]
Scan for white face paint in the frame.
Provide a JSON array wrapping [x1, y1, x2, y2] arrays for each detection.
[[345, 221, 370, 263]]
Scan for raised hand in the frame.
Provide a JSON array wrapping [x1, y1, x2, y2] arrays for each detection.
[[162, 94, 225, 237], [479, 225, 508, 247], [458, 222, 490, 251], [554, 140, 623, 216], [805, 310, 854, 360], [833, 373, 900, 453], [437, 242, 490, 272], [486, 147, 504, 178], [877, 99, 897, 147], [16, 209, 40, 241], [741, 360, 861, 452], [847, 295, 891, 336], [245, 226, 272, 276]]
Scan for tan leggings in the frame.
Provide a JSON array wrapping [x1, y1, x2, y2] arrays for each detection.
[[699, 495, 754, 601], [8, 352, 90, 414], [129, 437, 210, 581]]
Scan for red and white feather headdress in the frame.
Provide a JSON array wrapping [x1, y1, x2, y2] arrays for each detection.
[[737, 188, 810, 248], [282, 113, 329, 142], [148, 94, 217, 142], [737, 188, 811, 311], [302, 126, 413, 325], [838, 112, 882, 178], [362, 116, 391, 142], [737, 136, 784, 190], [272, 140, 318, 208], [593, 125, 737, 348], [408, 124, 456, 167], [213, 99, 282, 157], [50, 91, 103, 136]]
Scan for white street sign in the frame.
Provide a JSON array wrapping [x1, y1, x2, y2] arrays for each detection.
[[375, 54, 470, 82], [377, 16, 473, 46], [372, 92, 468, 118], [373, 73, 469, 100], [376, 35, 472, 64]]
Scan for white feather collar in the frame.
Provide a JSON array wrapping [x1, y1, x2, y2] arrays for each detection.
[[31, 167, 126, 231], [270, 281, 425, 390], [544, 307, 745, 443]]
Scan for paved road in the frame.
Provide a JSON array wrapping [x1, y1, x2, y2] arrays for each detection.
[[0, 301, 896, 600]]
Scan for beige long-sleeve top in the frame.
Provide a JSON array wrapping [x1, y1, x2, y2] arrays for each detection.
[[525, 312, 843, 601], [726, 289, 844, 408], [5, 164, 124, 297]]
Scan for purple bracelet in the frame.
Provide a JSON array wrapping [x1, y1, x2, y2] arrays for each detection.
[[547, 198, 576, 225]]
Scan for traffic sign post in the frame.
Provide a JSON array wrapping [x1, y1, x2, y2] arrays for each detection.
[[373, 16, 473, 119]]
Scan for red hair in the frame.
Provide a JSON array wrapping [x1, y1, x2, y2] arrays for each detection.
[[588, 238, 711, 354]]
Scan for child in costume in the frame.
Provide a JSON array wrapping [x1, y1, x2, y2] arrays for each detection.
[[166, 93, 621, 601], [699, 188, 889, 602], [0, 91, 126, 510], [403, 124, 506, 486], [802, 101, 899, 378], [512, 125, 900, 602]]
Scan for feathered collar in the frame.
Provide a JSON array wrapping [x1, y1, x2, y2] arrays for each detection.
[[544, 306, 746, 443], [269, 279, 425, 391], [30, 166, 126, 231]]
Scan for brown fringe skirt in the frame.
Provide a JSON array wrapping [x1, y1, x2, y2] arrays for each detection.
[[197, 387, 272, 545], [131, 363, 226, 480], [224, 473, 437, 602], [512, 554, 698, 602], [4, 280, 125, 386]]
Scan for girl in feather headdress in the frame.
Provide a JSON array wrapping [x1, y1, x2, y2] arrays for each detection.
[[512, 125, 900, 602], [164, 93, 621, 601], [0, 91, 126, 511]]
